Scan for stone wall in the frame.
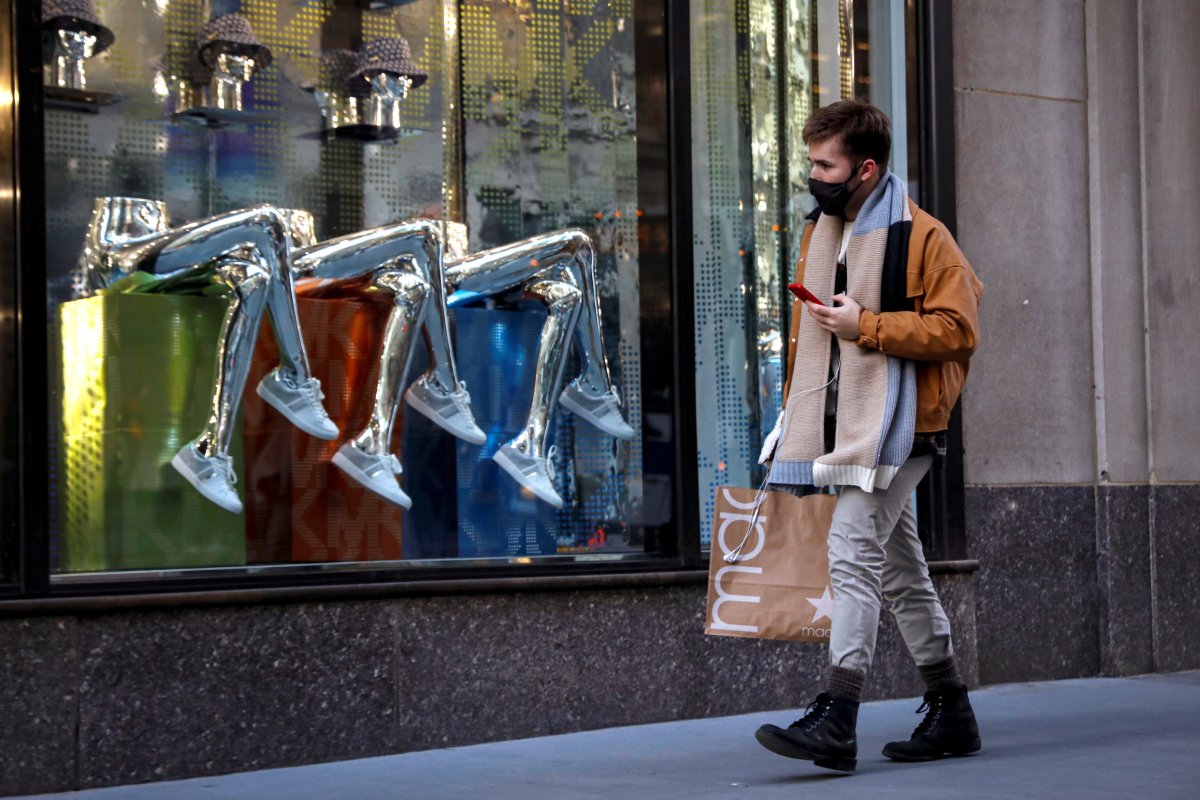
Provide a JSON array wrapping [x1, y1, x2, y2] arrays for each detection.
[[954, 0, 1200, 684], [0, 575, 976, 795]]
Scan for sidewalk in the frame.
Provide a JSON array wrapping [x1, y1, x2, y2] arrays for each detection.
[[13, 672, 1200, 800]]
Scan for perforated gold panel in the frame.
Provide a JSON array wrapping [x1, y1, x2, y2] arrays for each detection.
[[458, 0, 644, 552], [691, 0, 843, 544]]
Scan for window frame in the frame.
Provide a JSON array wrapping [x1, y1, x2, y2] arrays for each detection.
[[0, 0, 21, 597], [910, 0, 968, 562], [4, 0, 701, 600]]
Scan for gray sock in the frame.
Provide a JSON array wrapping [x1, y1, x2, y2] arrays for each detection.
[[827, 666, 865, 702], [918, 657, 963, 692]]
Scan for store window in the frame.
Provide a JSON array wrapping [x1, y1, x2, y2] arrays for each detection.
[[690, 0, 912, 542], [40, 0, 674, 582]]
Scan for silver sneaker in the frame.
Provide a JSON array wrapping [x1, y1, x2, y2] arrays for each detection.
[[256, 368, 339, 440], [404, 377, 487, 445], [331, 442, 412, 510], [170, 444, 242, 514], [559, 380, 635, 440], [493, 443, 563, 508]]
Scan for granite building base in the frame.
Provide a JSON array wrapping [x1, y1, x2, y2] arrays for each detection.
[[1151, 485, 1200, 673], [967, 484, 1200, 687], [969, 486, 1102, 684], [0, 573, 976, 795]]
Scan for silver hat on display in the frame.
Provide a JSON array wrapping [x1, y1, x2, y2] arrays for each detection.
[[349, 37, 427, 89], [42, 0, 114, 54], [198, 12, 273, 70]]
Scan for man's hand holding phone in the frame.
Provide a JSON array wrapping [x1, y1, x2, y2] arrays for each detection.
[[791, 284, 863, 341], [788, 283, 824, 306]]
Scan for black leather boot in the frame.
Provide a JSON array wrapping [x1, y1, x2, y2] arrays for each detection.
[[882, 686, 982, 762], [755, 692, 859, 772]]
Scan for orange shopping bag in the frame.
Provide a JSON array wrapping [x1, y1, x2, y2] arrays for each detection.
[[704, 486, 837, 643]]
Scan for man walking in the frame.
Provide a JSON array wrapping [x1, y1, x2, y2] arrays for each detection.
[[755, 100, 984, 773]]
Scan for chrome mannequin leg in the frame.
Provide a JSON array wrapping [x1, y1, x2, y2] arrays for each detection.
[[491, 276, 584, 509], [154, 205, 314, 383], [562, 234, 614, 395], [350, 269, 431, 456], [445, 228, 612, 393], [192, 259, 271, 458], [294, 218, 461, 394], [508, 277, 583, 459]]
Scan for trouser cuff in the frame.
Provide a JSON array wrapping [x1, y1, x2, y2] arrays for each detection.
[[827, 665, 865, 702], [918, 656, 963, 691]]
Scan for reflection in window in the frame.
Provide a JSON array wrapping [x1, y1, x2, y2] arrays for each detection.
[[691, 0, 910, 543]]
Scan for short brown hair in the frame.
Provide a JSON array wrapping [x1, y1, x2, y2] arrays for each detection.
[[802, 100, 891, 168]]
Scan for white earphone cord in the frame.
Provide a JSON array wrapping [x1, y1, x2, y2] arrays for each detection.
[[727, 363, 839, 563]]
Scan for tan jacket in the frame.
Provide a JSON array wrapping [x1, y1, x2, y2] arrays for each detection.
[[782, 199, 983, 433]]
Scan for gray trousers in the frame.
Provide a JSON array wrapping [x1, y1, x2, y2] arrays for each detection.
[[826, 454, 953, 674]]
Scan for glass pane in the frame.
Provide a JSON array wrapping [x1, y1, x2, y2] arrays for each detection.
[[44, 0, 670, 579], [691, 0, 909, 544]]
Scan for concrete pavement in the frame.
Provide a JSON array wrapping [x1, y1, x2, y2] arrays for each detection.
[[12, 672, 1200, 800]]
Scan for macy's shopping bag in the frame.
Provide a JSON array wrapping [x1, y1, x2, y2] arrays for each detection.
[[704, 486, 838, 643]]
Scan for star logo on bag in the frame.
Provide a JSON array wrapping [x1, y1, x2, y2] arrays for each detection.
[[806, 586, 834, 624]]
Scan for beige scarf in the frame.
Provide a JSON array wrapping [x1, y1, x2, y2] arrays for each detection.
[[768, 173, 917, 492]]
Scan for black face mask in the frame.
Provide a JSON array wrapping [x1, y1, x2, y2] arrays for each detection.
[[808, 161, 865, 217]]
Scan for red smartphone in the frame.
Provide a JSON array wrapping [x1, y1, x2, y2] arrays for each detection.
[[788, 283, 825, 306]]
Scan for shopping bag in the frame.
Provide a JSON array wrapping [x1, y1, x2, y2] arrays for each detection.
[[704, 486, 837, 643]]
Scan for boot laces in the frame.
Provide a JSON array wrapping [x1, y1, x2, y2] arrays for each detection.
[[912, 693, 945, 737], [789, 693, 833, 731]]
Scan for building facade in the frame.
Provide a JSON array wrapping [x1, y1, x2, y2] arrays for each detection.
[[1, 0, 1197, 794], [956, 0, 1200, 683]]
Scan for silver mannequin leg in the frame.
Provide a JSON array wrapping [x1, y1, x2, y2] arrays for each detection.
[[155, 205, 313, 383], [507, 277, 583, 459], [564, 236, 614, 395], [78, 198, 339, 513], [294, 218, 460, 393], [351, 269, 430, 456], [193, 259, 271, 458], [445, 228, 613, 394]]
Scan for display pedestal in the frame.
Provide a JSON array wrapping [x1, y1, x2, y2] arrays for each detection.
[[331, 124, 423, 142], [56, 294, 246, 572], [243, 287, 403, 563], [452, 306, 562, 558], [44, 86, 120, 113], [171, 107, 273, 129]]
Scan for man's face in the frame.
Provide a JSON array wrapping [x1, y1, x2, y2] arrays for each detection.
[[807, 137, 857, 184]]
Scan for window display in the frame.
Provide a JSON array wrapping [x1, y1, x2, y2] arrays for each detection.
[[45, 0, 664, 578]]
